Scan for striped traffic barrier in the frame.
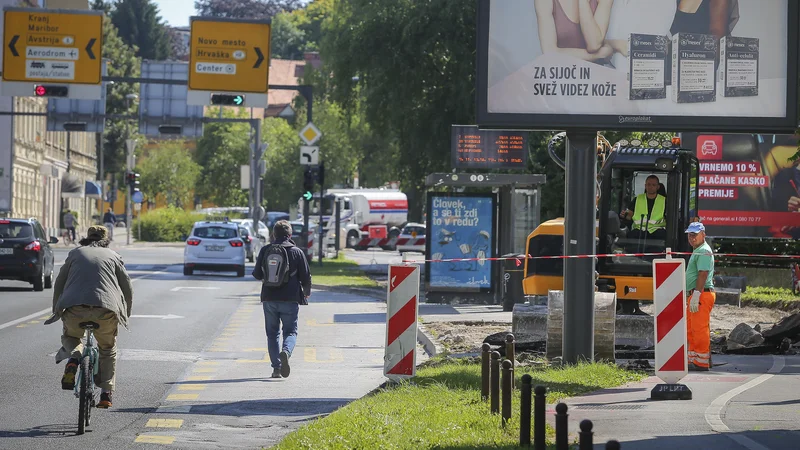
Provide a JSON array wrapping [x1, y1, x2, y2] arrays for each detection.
[[384, 265, 420, 380], [651, 254, 692, 400]]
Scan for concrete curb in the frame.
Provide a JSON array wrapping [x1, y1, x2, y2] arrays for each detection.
[[417, 322, 445, 357]]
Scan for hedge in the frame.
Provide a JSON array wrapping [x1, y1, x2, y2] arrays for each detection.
[[134, 206, 203, 242]]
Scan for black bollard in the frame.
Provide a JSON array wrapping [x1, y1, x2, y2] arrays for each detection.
[[501, 360, 513, 426], [579, 420, 593, 450], [555, 403, 568, 450], [505, 334, 515, 389], [481, 343, 491, 401], [533, 385, 546, 450], [519, 374, 532, 446], [606, 440, 621, 449], [490, 351, 501, 414]]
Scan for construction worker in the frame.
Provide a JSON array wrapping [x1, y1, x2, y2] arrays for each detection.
[[685, 221, 715, 371], [620, 175, 666, 241]]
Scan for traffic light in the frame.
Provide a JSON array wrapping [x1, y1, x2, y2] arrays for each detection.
[[303, 166, 315, 193], [210, 94, 245, 106], [317, 162, 325, 187], [126, 172, 140, 195], [33, 85, 68, 97]]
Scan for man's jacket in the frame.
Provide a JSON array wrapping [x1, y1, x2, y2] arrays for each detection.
[[252, 237, 311, 302], [103, 212, 117, 224], [48, 246, 134, 330]]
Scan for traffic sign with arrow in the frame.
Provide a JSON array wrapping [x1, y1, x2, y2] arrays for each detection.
[[300, 146, 319, 165]]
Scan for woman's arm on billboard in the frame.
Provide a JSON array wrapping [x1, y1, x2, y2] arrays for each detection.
[[580, 0, 614, 53], [709, 0, 730, 40], [535, 0, 613, 61]]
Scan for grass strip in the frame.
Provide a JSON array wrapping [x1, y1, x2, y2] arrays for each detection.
[[272, 359, 646, 450], [311, 253, 378, 288], [740, 287, 800, 311]]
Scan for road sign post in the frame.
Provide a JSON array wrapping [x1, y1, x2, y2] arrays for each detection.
[[187, 16, 271, 107], [1, 7, 103, 99]]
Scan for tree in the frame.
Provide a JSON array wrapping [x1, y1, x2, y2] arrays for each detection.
[[194, 0, 302, 18], [261, 117, 304, 211], [110, 0, 170, 61], [138, 141, 202, 208], [271, 12, 305, 60], [288, 0, 334, 53], [194, 108, 251, 207]]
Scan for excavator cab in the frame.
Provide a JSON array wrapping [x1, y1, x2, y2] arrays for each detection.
[[523, 142, 700, 314]]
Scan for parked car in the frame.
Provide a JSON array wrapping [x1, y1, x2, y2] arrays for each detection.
[[236, 219, 269, 240], [183, 220, 246, 277], [396, 222, 426, 254], [289, 220, 318, 262], [237, 224, 264, 263], [0, 218, 58, 291]]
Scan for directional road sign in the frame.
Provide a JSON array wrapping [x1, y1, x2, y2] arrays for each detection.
[[299, 122, 322, 146], [187, 16, 271, 107], [300, 146, 319, 166], [1, 8, 103, 99]]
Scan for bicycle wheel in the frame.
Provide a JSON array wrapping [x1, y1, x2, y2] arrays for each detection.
[[77, 355, 90, 435]]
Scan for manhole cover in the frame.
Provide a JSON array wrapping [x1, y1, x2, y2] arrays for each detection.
[[574, 404, 645, 410]]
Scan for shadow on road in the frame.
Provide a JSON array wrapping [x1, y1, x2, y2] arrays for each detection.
[[0, 423, 83, 438], [118, 398, 354, 418]]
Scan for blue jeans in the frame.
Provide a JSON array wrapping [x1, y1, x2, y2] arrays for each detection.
[[262, 301, 299, 370]]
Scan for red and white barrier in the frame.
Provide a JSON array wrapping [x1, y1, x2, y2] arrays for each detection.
[[651, 257, 691, 400], [384, 265, 419, 380]]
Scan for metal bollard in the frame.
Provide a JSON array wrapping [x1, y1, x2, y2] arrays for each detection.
[[519, 374, 532, 446], [490, 351, 501, 414], [533, 385, 546, 450], [481, 343, 491, 401], [501, 360, 513, 426], [555, 403, 569, 450], [505, 334, 515, 388], [579, 420, 593, 450], [606, 440, 621, 449]]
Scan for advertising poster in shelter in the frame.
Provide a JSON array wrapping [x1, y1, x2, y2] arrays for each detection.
[[426, 194, 496, 291], [682, 133, 800, 239]]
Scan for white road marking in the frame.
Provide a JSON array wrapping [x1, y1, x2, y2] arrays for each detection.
[[705, 356, 785, 450], [170, 286, 221, 292]]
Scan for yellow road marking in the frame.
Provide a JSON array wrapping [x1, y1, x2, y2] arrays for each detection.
[[304, 348, 344, 363], [16, 324, 26, 328], [135, 435, 176, 444], [146, 419, 184, 428], [167, 393, 199, 401], [178, 384, 207, 391], [38, 315, 50, 320], [186, 376, 212, 381], [306, 318, 334, 327], [27, 320, 40, 324], [193, 368, 216, 373]]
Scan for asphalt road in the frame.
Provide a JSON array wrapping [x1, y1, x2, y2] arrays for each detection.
[[0, 246, 391, 449]]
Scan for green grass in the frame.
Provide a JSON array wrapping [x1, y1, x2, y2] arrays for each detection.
[[271, 359, 646, 450], [311, 253, 379, 288], [741, 286, 800, 311]]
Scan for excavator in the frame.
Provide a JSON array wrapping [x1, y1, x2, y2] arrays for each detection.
[[523, 133, 700, 314]]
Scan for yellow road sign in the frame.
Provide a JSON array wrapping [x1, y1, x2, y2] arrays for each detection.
[[2, 8, 103, 85], [188, 17, 271, 94]]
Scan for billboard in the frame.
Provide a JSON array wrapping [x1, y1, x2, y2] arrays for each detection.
[[426, 194, 496, 292], [477, 0, 799, 132], [682, 132, 800, 239], [451, 125, 528, 170]]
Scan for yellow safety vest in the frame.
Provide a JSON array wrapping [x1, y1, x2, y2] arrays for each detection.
[[632, 194, 665, 233]]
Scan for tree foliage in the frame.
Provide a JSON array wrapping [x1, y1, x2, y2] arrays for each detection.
[[138, 141, 202, 208], [193, 0, 302, 18], [109, 0, 170, 61], [261, 117, 303, 211], [194, 108, 251, 207], [271, 12, 306, 59]]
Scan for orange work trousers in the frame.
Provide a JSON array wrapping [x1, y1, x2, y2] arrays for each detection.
[[686, 291, 716, 368]]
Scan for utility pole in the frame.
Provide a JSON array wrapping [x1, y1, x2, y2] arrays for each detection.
[[125, 138, 136, 245]]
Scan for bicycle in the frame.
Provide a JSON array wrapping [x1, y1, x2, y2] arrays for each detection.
[[72, 321, 100, 435]]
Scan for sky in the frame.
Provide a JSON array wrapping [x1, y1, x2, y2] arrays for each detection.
[[154, 0, 196, 27]]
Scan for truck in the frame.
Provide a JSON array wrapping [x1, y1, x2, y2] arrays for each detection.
[[297, 188, 409, 250]]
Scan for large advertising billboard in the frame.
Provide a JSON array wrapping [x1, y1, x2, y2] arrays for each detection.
[[477, 0, 799, 132], [426, 194, 496, 292], [682, 133, 800, 239]]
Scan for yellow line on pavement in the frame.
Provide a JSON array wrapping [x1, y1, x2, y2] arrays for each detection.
[[146, 419, 184, 428], [135, 435, 176, 444], [167, 393, 199, 401], [304, 348, 344, 364], [178, 384, 207, 391], [27, 320, 40, 324], [16, 324, 26, 328]]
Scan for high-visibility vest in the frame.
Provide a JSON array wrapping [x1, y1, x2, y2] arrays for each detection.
[[632, 194, 665, 233]]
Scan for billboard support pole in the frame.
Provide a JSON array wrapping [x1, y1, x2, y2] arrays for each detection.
[[562, 131, 597, 364]]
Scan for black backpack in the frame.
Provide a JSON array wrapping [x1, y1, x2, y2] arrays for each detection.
[[261, 242, 296, 287]]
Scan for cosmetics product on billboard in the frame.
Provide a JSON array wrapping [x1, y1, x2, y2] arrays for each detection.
[[628, 33, 669, 100], [671, 32, 717, 104], [718, 36, 759, 97]]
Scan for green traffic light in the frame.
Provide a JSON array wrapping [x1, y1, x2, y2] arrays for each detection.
[[303, 191, 312, 200], [234, 95, 243, 105]]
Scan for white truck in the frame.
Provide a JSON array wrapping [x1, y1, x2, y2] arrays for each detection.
[[298, 188, 409, 250]]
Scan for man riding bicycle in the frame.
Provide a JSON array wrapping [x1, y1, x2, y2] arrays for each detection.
[[46, 226, 133, 409]]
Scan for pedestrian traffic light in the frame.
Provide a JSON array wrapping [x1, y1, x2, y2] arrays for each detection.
[[210, 94, 245, 106], [33, 85, 69, 97]]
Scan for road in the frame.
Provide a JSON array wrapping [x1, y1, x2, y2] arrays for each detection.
[[0, 246, 391, 449]]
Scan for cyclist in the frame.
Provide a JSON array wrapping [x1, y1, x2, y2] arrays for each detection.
[[46, 225, 133, 409]]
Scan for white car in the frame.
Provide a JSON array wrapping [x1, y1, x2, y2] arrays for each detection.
[[184, 221, 246, 277], [396, 223, 426, 254], [236, 219, 270, 240]]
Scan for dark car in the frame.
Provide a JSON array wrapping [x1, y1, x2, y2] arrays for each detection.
[[0, 218, 58, 291], [265, 211, 290, 229]]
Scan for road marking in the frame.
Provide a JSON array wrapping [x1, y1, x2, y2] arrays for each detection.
[[304, 348, 344, 363], [178, 384, 206, 391], [135, 435, 176, 444], [167, 393, 199, 401], [705, 356, 784, 450], [130, 314, 184, 320], [0, 308, 50, 331], [146, 419, 184, 428], [171, 286, 221, 292]]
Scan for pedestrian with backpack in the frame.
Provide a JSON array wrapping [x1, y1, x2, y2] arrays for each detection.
[[252, 220, 311, 379]]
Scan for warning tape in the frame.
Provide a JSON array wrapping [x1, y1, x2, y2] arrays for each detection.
[[403, 251, 800, 264]]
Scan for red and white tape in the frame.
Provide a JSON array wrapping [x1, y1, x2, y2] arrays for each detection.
[[409, 251, 800, 264]]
